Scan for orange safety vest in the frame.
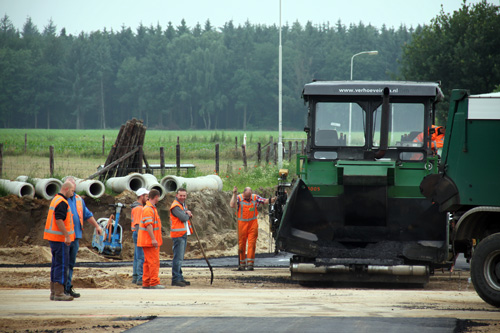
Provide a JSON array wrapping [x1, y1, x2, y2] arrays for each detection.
[[237, 194, 258, 222], [44, 194, 75, 242], [413, 125, 444, 150], [431, 126, 445, 149], [74, 194, 84, 228], [170, 200, 193, 238], [130, 202, 143, 232], [137, 201, 163, 247]]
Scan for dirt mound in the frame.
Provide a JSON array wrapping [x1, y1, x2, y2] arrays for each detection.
[[0, 188, 274, 264]]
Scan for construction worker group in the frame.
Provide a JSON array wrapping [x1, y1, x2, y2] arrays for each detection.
[[44, 180, 274, 300]]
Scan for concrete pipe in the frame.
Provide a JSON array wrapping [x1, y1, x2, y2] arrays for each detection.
[[160, 175, 223, 193], [62, 176, 105, 199], [105, 173, 146, 193], [0, 179, 35, 198], [16, 176, 62, 200], [142, 173, 166, 201]]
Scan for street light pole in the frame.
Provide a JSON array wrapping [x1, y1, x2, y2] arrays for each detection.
[[278, 0, 283, 168], [348, 50, 378, 145]]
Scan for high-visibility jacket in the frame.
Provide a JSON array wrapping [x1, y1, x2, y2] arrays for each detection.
[[170, 200, 193, 238], [137, 201, 163, 247], [130, 201, 143, 232], [74, 194, 84, 228], [44, 194, 75, 242], [237, 194, 258, 222], [431, 126, 445, 149], [413, 125, 444, 150]]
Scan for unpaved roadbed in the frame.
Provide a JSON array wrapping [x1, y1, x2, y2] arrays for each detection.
[[0, 267, 499, 332]]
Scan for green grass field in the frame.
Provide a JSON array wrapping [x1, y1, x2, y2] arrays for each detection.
[[0, 129, 305, 192]]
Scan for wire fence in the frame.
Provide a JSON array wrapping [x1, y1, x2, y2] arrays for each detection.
[[0, 139, 306, 181]]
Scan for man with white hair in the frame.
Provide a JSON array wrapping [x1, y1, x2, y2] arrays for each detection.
[[65, 177, 102, 298]]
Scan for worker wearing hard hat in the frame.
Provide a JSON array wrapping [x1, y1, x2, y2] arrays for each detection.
[[131, 188, 148, 286], [230, 186, 275, 271], [137, 189, 164, 289]]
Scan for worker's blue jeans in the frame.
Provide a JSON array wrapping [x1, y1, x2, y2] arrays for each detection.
[[172, 234, 187, 282], [132, 229, 144, 282], [49, 241, 70, 286], [66, 238, 79, 291]]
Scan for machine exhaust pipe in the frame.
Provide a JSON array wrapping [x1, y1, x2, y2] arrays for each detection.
[[0, 179, 35, 198], [16, 176, 62, 200], [160, 175, 223, 193], [142, 173, 166, 200], [375, 87, 390, 159], [291, 263, 428, 276], [106, 173, 146, 193], [62, 176, 105, 199]]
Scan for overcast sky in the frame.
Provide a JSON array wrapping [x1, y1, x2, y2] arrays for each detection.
[[2, 0, 499, 35]]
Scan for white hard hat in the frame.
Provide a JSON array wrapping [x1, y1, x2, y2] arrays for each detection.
[[136, 188, 149, 197]]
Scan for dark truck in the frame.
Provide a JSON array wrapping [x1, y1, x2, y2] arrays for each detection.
[[420, 89, 500, 306], [271, 81, 449, 286]]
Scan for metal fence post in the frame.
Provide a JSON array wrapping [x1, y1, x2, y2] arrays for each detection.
[[49, 145, 54, 177]]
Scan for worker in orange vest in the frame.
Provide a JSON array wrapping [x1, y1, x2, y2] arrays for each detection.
[[64, 177, 102, 298], [137, 189, 164, 289], [43, 181, 75, 301], [230, 186, 275, 271], [413, 125, 445, 151], [431, 126, 445, 150], [170, 188, 193, 287], [131, 187, 149, 286]]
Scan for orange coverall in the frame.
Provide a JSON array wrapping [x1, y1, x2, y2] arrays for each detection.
[[137, 201, 163, 287], [237, 194, 262, 268]]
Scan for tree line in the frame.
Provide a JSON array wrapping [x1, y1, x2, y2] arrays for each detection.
[[0, 1, 498, 130]]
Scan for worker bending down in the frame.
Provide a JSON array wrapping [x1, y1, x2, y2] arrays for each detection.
[[230, 186, 275, 271]]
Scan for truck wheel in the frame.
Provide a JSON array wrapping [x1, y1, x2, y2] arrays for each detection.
[[471, 233, 500, 307]]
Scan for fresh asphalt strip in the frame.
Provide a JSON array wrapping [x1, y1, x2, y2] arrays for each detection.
[[125, 316, 460, 333], [0, 252, 293, 268]]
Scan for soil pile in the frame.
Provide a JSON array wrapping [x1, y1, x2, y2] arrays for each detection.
[[0, 189, 275, 264]]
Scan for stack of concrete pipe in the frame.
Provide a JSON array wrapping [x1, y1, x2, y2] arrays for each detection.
[[105, 172, 146, 193], [160, 175, 223, 193], [141, 173, 166, 200], [62, 176, 105, 199], [16, 176, 62, 200], [0, 179, 35, 198]]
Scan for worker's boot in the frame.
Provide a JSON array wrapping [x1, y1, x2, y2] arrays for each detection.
[[53, 282, 73, 301], [247, 264, 254, 271], [50, 281, 54, 301], [66, 286, 80, 298], [237, 265, 246, 271]]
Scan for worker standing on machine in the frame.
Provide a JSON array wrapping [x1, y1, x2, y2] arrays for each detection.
[[230, 186, 275, 271], [44, 181, 75, 301], [413, 125, 445, 153], [137, 189, 165, 289], [65, 177, 102, 298], [131, 188, 148, 286]]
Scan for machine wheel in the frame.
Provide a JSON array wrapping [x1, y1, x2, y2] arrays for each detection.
[[471, 232, 500, 307]]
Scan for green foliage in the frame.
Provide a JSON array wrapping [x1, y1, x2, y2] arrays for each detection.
[[0, 183, 9, 197], [0, 129, 306, 160], [0, 14, 413, 130], [400, 1, 500, 124], [220, 160, 297, 192]]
